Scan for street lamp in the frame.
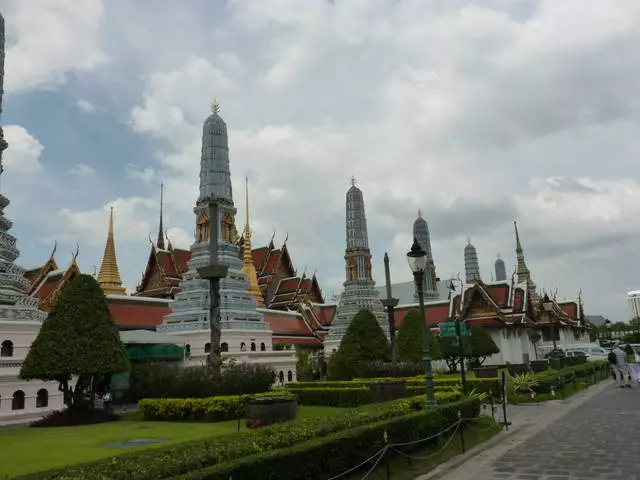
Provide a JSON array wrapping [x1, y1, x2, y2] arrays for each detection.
[[382, 253, 399, 364], [407, 237, 436, 408], [542, 301, 559, 356]]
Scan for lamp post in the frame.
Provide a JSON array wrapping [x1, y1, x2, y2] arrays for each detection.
[[407, 237, 436, 408], [542, 300, 558, 356], [382, 253, 399, 364], [196, 201, 229, 375], [448, 277, 468, 396]]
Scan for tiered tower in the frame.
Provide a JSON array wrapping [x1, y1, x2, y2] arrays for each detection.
[[160, 103, 266, 334], [494, 254, 506, 282], [325, 178, 387, 353], [413, 211, 438, 300], [0, 13, 46, 323], [97, 207, 126, 295], [514, 221, 536, 292], [464, 238, 481, 284], [241, 177, 264, 307]]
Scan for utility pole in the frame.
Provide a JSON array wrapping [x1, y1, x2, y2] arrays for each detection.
[[382, 253, 399, 364]]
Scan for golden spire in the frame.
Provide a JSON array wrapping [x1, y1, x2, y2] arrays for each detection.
[[98, 207, 126, 295], [241, 177, 264, 307]]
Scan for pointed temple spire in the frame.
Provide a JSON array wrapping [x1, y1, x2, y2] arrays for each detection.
[[495, 253, 507, 281], [325, 180, 387, 352], [413, 209, 438, 300], [242, 177, 264, 307], [199, 99, 232, 203], [98, 207, 126, 295], [464, 238, 481, 283], [157, 182, 165, 249], [513, 220, 535, 291], [0, 13, 45, 321]]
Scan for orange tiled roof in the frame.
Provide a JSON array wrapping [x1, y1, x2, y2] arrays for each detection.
[[32, 272, 65, 301], [273, 336, 322, 345], [264, 311, 313, 336], [394, 303, 450, 327], [106, 296, 171, 327]]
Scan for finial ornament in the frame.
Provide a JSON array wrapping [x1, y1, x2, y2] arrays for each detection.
[[49, 240, 57, 260], [350, 176, 356, 186], [497, 253, 500, 259], [72, 243, 80, 261], [467, 237, 471, 245], [211, 99, 220, 114], [418, 209, 422, 218]]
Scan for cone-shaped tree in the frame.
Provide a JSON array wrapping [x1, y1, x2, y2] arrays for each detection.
[[21, 274, 129, 406], [328, 309, 391, 380], [397, 309, 441, 363], [468, 325, 499, 365]]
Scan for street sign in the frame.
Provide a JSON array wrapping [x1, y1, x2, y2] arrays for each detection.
[[438, 321, 471, 338]]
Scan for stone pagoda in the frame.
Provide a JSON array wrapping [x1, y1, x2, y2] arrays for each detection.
[[324, 179, 387, 353], [159, 103, 274, 360], [413, 211, 439, 300], [464, 238, 481, 284]]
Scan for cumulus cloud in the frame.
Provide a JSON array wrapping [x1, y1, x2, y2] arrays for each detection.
[[76, 99, 95, 113], [19, 0, 640, 319], [69, 163, 95, 176], [3, 125, 43, 174], [3, 0, 107, 92]]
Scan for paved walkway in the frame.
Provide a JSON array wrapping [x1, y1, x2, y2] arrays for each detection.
[[427, 381, 640, 480]]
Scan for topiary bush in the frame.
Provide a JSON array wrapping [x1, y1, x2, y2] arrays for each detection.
[[357, 360, 424, 379], [396, 309, 441, 363]]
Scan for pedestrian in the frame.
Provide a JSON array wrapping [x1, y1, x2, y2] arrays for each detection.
[[612, 341, 632, 388], [608, 348, 618, 382]]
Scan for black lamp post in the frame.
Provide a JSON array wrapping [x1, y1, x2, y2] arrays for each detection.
[[382, 253, 399, 364], [407, 237, 436, 408], [196, 201, 229, 374]]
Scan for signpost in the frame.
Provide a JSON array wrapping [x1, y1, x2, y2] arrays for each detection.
[[438, 318, 471, 395], [439, 321, 470, 338]]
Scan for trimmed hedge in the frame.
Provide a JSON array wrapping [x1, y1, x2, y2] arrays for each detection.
[[139, 395, 247, 422], [16, 395, 451, 480], [285, 387, 462, 407], [169, 398, 481, 480]]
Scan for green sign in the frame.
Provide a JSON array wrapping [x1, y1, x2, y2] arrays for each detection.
[[438, 321, 470, 338]]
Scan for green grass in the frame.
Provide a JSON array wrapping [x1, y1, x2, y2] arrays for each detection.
[[344, 417, 501, 480], [0, 406, 346, 478]]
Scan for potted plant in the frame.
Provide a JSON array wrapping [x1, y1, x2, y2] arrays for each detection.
[[511, 372, 539, 398], [245, 393, 297, 428]]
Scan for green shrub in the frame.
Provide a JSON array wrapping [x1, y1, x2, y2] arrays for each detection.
[[357, 360, 425, 378], [128, 361, 275, 402], [138, 396, 247, 422], [168, 399, 481, 480], [396, 309, 441, 363], [285, 387, 462, 407], [18, 395, 468, 480]]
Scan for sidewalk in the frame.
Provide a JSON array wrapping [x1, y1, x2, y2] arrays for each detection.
[[415, 379, 613, 480]]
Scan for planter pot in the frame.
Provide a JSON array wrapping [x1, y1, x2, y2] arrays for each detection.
[[474, 367, 499, 378], [245, 397, 297, 429], [530, 360, 549, 373], [369, 381, 407, 403]]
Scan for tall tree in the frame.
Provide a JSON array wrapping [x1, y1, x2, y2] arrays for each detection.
[[21, 274, 129, 407], [396, 309, 441, 363], [468, 325, 500, 365], [328, 309, 391, 380]]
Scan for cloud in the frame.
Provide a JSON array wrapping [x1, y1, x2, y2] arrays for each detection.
[[2, 125, 43, 174], [3, 0, 107, 92], [125, 164, 155, 183], [69, 163, 95, 176], [76, 99, 95, 113]]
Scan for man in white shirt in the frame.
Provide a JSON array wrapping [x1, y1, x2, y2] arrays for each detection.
[[612, 342, 632, 388]]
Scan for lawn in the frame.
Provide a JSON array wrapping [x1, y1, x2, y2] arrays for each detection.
[[0, 406, 346, 478]]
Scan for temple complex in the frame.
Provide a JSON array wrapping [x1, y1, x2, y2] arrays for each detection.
[[324, 180, 387, 353], [464, 238, 481, 283], [413, 211, 439, 300], [0, 12, 63, 418]]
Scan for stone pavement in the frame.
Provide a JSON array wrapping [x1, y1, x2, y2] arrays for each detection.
[[426, 381, 640, 480]]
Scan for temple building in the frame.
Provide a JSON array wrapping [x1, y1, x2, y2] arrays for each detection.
[[324, 179, 387, 353], [464, 238, 481, 283], [413, 211, 439, 300], [0, 12, 63, 419], [494, 254, 507, 282]]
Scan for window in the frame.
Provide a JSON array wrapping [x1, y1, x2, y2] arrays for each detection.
[[204, 343, 211, 353], [251, 342, 256, 352], [260, 342, 266, 351], [287, 370, 293, 382], [12, 390, 25, 410], [185, 344, 191, 357], [278, 371, 284, 384], [1, 340, 13, 357], [36, 389, 48, 408], [240, 342, 246, 352], [221, 342, 228, 352]]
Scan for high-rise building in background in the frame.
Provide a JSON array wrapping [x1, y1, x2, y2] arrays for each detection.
[[494, 254, 507, 282], [413, 211, 439, 300]]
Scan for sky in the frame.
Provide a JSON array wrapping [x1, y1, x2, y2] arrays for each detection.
[[2, 0, 640, 321]]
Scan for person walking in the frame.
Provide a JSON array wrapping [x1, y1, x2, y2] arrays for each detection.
[[612, 341, 632, 388]]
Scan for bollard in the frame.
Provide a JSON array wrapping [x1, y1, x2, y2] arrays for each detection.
[[383, 430, 391, 480], [458, 411, 466, 454]]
